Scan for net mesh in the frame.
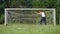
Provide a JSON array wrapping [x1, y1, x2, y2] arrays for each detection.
[[7, 10, 53, 24]]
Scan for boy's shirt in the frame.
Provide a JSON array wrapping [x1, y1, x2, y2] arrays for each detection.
[[37, 12, 46, 17], [41, 12, 46, 17]]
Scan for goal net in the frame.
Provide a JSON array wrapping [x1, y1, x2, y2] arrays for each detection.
[[5, 8, 56, 25]]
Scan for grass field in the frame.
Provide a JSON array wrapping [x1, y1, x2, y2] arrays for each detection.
[[0, 23, 60, 34]]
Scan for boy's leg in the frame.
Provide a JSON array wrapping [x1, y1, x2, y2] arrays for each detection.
[[40, 17, 43, 24], [43, 17, 46, 25]]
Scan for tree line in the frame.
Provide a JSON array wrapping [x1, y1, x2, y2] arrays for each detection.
[[0, 0, 60, 24]]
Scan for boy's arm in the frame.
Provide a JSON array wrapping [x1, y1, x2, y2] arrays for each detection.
[[35, 12, 41, 14]]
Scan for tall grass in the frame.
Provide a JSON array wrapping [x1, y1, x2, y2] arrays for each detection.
[[0, 24, 60, 34]]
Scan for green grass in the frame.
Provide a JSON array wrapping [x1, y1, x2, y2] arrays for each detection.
[[0, 23, 60, 34]]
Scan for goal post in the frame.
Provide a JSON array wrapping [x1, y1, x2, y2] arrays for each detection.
[[5, 8, 56, 26]]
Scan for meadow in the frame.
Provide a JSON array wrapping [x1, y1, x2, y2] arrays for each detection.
[[0, 23, 60, 34]]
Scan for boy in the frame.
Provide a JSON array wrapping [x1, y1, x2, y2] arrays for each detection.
[[36, 11, 46, 25]]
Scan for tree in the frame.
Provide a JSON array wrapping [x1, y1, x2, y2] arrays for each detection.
[[0, 0, 60, 24]]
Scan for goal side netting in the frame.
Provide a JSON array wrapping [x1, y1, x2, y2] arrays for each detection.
[[5, 8, 56, 25]]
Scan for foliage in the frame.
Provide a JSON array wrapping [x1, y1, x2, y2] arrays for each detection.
[[0, 14, 4, 24], [32, 0, 56, 8], [0, 0, 60, 24]]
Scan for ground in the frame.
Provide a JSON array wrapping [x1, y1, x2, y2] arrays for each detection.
[[0, 23, 60, 34]]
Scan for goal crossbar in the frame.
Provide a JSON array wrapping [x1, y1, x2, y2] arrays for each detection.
[[5, 8, 55, 10], [5, 8, 56, 26]]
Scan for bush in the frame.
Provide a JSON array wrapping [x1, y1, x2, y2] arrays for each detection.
[[0, 14, 4, 24]]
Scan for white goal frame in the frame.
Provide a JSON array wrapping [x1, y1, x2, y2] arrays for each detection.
[[5, 8, 56, 26]]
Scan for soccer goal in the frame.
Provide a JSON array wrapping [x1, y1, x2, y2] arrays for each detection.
[[5, 8, 56, 25]]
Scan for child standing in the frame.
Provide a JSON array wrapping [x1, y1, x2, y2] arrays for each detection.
[[36, 11, 46, 25]]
